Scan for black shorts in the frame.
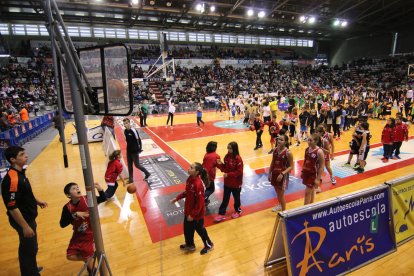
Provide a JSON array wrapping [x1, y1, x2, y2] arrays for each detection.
[[350, 140, 359, 154]]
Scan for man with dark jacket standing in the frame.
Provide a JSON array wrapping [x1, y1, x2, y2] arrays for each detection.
[[1, 146, 48, 275], [123, 118, 151, 183]]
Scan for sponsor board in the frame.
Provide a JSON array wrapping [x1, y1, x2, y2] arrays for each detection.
[[283, 185, 395, 276], [388, 177, 414, 244]]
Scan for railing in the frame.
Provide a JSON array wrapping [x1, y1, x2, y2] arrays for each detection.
[[0, 112, 66, 174]]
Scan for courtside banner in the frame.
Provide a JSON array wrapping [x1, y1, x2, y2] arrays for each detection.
[[386, 175, 414, 244], [283, 185, 395, 276]]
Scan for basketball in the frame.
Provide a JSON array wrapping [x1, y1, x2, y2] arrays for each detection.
[[250, 125, 255, 131], [126, 184, 136, 194], [107, 79, 125, 98]]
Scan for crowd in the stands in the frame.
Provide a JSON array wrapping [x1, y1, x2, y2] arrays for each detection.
[[0, 55, 56, 131], [1, 42, 413, 132]]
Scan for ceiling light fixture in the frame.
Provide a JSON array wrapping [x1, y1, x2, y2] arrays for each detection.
[[210, 5, 216, 12], [299, 15, 306, 22], [131, 0, 139, 5], [341, 20, 348, 27], [247, 9, 254, 17], [308, 16, 316, 24], [258, 11, 265, 18]]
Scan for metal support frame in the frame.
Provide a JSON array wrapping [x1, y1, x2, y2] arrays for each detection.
[[44, 0, 112, 275], [146, 58, 175, 79]]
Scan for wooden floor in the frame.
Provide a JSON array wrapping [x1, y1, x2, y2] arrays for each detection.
[[1, 110, 414, 276]]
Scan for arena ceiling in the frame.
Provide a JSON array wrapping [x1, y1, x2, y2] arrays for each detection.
[[1, 0, 413, 40]]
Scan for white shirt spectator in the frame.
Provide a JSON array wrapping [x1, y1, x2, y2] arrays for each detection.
[[168, 99, 176, 113]]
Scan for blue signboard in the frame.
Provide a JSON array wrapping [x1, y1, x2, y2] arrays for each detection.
[[278, 103, 288, 111], [283, 185, 395, 276]]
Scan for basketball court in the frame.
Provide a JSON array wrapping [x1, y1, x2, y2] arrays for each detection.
[[1, 109, 414, 275]]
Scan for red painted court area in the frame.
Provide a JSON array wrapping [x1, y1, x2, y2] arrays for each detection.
[[148, 121, 247, 142], [116, 122, 414, 243]]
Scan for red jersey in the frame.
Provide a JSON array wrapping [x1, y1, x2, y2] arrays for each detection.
[[322, 132, 332, 160], [202, 152, 221, 182], [301, 147, 321, 187], [217, 154, 244, 189], [101, 116, 114, 128], [394, 123, 408, 142], [105, 159, 123, 183], [176, 175, 205, 220], [266, 121, 280, 138], [66, 196, 93, 242], [269, 148, 290, 187], [381, 125, 394, 144]]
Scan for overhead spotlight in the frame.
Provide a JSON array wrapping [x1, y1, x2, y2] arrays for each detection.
[[308, 16, 316, 24], [149, 0, 155, 5], [341, 20, 348, 27], [333, 19, 340, 26], [166, 1, 171, 7], [247, 9, 254, 17], [292, 16, 295, 20], [258, 11, 265, 18], [299, 15, 306, 22], [196, 3, 202, 11], [210, 5, 215, 12], [131, 0, 139, 5]]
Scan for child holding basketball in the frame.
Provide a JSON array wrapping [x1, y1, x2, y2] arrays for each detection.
[[60, 182, 107, 273], [170, 163, 214, 255], [104, 150, 125, 199]]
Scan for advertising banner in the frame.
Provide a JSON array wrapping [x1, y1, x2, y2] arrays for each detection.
[[388, 177, 414, 244], [283, 185, 395, 276], [141, 154, 188, 190]]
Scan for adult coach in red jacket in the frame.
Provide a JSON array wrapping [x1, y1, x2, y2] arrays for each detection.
[[214, 141, 244, 222], [171, 163, 214, 255]]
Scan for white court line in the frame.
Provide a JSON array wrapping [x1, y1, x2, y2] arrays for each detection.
[[183, 126, 204, 136], [144, 124, 191, 165]]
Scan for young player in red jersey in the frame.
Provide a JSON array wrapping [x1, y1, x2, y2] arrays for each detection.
[[170, 162, 214, 255], [301, 134, 324, 205], [393, 117, 409, 159], [60, 182, 107, 273], [104, 150, 125, 199], [316, 124, 336, 186], [266, 115, 280, 154], [215, 141, 244, 221], [202, 141, 220, 206], [381, 118, 395, 162], [268, 134, 293, 211]]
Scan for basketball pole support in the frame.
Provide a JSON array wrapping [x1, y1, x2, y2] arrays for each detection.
[[45, 0, 112, 275], [46, 0, 68, 168]]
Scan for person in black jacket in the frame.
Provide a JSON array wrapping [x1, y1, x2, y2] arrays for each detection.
[[123, 118, 151, 183]]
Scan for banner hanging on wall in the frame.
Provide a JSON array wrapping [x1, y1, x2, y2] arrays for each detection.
[[282, 185, 395, 276]]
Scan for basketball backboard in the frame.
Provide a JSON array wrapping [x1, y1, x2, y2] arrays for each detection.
[[58, 44, 133, 115]]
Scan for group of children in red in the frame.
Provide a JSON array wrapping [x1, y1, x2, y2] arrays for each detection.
[[171, 140, 244, 255], [381, 115, 409, 162], [58, 111, 410, 267]]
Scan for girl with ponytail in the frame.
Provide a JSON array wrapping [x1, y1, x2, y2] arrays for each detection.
[[170, 162, 214, 255], [104, 150, 125, 198]]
